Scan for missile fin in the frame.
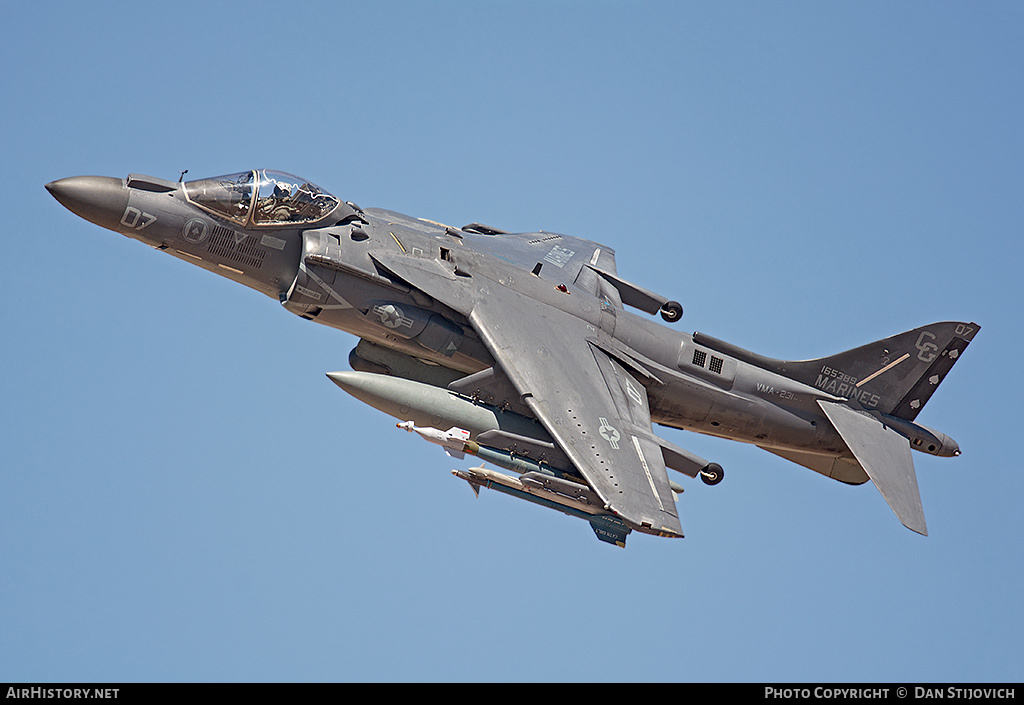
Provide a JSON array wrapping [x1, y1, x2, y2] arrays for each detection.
[[451, 469, 481, 496], [588, 517, 631, 547]]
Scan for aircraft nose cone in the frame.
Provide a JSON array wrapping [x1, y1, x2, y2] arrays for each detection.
[[46, 176, 129, 231]]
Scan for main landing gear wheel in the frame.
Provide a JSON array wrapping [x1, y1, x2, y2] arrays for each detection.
[[660, 301, 683, 323], [700, 463, 724, 486]]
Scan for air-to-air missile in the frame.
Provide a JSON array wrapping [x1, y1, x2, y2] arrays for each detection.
[[396, 418, 653, 546]]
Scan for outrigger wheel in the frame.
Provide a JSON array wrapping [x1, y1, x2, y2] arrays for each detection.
[[700, 463, 724, 486], [660, 301, 683, 323]]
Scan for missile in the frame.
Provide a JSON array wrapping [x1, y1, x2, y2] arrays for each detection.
[[396, 420, 685, 547], [397, 416, 687, 496], [396, 420, 470, 458], [452, 465, 633, 546], [453, 465, 605, 515], [452, 465, 634, 549], [396, 420, 581, 481], [396, 420, 605, 510], [395, 418, 634, 542]]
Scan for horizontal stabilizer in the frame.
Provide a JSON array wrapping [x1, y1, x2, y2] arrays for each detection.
[[819, 401, 927, 535]]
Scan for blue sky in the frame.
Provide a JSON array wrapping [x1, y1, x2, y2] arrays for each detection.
[[2, 1, 1021, 683]]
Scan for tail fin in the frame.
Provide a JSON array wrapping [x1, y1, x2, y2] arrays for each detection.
[[793, 321, 978, 419], [698, 321, 979, 419]]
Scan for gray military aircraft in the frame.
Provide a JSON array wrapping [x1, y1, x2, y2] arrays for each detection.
[[47, 170, 978, 546]]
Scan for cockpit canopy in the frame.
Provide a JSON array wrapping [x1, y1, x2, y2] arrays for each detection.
[[183, 170, 341, 227]]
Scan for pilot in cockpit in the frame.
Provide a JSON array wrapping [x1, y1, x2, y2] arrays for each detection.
[[273, 180, 292, 200]]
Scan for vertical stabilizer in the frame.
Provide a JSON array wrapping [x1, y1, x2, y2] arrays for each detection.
[[818, 400, 927, 535], [804, 322, 978, 420], [696, 321, 979, 421]]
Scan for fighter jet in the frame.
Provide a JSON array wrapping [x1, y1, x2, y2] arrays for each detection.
[[47, 170, 978, 546]]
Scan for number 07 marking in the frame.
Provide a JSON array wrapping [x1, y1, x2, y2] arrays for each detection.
[[120, 206, 156, 230]]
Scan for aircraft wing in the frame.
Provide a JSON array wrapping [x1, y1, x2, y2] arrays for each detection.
[[369, 252, 683, 536], [467, 280, 683, 537]]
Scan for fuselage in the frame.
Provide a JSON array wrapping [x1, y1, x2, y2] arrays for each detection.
[[47, 171, 853, 462]]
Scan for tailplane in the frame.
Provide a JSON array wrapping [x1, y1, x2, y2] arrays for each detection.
[[819, 400, 927, 535]]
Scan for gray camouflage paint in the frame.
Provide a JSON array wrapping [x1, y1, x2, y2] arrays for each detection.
[[47, 171, 978, 545]]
